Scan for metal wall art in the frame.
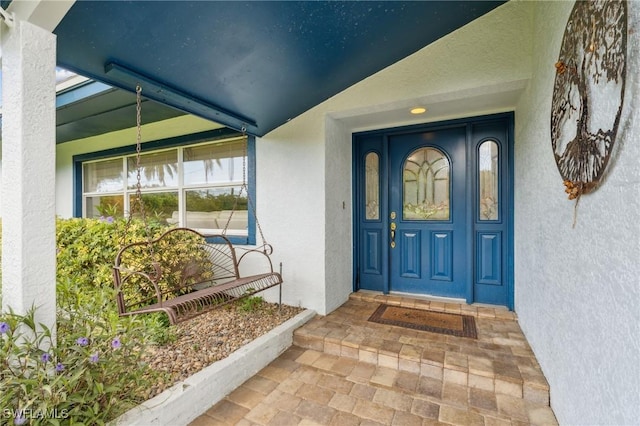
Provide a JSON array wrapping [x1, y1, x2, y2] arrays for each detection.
[[551, 0, 627, 208]]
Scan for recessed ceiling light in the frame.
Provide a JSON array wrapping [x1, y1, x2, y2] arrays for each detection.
[[410, 107, 427, 115]]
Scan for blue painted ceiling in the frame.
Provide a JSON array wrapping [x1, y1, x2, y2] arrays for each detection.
[[53, 0, 506, 137]]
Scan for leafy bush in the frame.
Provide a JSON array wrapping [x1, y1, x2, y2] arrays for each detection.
[[115, 228, 214, 312], [0, 217, 184, 424], [55, 216, 165, 295]]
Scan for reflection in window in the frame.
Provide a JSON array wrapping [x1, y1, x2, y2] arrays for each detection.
[[479, 141, 499, 220], [127, 151, 178, 189], [129, 192, 179, 223], [83, 159, 123, 193], [403, 148, 450, 220], [185, 188, 248, 234], [184, 140, 245, 185], [365, 152, 380, 220], [82, 137, 249, 236], [85, 195, 124, 218]]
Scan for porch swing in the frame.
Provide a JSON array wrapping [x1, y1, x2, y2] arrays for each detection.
[[112, 85, 283, 325]]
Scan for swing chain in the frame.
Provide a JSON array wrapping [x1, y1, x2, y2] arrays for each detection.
[[221, 126, 268, 249], [120, 86, 158, 267], [134, 84, 145, 220]]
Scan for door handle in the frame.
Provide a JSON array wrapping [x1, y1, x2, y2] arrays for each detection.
[[390, 222, 396, 248]]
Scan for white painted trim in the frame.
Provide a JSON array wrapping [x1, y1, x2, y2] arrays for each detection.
[[0, 5, 14, 28], [7, 0, 75, 33], [112, 309, 316, 426], [56, 75, 90, 92]]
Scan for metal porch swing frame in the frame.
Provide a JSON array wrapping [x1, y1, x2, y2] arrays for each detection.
[[112, 85, 283, 325]]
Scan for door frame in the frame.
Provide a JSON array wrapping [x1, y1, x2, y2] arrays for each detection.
[[352, 112, 514, 310]]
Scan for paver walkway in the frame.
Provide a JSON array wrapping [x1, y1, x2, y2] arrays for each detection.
[[190, 292, 557, 425]]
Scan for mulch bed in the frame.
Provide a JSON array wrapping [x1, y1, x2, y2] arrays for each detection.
[[140, 300, 304, 399]]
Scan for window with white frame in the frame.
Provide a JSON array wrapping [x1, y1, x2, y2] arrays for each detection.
[[81, 137, 249, 236]]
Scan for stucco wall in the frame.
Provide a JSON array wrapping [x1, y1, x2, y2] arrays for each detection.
[[257, 0, 533, 314], [514, 2, 640, 424], [254, 115, 327, 312], [324, 116, 353, 311]]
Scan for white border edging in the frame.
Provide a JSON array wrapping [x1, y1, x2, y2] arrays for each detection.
[[113, 309, 316, 425]]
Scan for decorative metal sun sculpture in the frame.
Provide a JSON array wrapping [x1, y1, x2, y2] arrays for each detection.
[[551, 0, 627, 202]]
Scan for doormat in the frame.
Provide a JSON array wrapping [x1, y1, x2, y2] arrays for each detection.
[[368, 304, 477, 339]]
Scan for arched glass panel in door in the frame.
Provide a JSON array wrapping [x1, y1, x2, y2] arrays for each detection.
[[478, 141, 499, 220], [403, 147, 450, 220]]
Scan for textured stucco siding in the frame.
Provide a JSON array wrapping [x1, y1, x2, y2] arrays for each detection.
[[324, 116, 353, 312], [514, 2, 640, 424], [258, 1, 533, 314], [1, 20, 57, 331]]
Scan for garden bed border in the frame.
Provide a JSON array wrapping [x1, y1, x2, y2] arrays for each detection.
[[112, 309, 316, 425]]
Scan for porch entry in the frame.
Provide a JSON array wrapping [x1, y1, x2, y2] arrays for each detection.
[[353, 114, 513, 308]]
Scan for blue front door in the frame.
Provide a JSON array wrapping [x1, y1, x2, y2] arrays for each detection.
[[354, 114, 513, 308], [388, 126, 468, 297]]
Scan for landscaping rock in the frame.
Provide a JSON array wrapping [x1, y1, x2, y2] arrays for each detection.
[[141, 300, 303, 398]]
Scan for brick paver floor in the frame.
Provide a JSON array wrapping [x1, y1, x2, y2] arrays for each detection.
[[190, 292, 557, 425]]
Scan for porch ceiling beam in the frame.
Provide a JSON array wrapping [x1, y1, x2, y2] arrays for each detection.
[[104, 62, 258, 135]]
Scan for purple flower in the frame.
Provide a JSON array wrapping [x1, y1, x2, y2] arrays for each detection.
[[106, 216, 114, 224], [55, 363, 65, 372], [40, 353, 52, 363], [111, 337, 122, 349], [76, 337, 89, 346], [14, 413, 26, 425], [89, 353, 99, 363], [0, 322, 9, 334]]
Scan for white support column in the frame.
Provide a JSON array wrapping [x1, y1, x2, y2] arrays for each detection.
[[1, 18, 57, 336]]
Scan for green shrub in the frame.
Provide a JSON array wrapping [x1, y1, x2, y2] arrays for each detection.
[[55, 216, 192, 345], [57, 217, 213, 315], [55, 216, 165, 294], [115, 228, 214, 312], [0, 217, 183, 424]]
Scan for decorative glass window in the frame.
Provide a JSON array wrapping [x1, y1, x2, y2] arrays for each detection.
[[81, 137, 248, 235], [478, 141, 499, 221], [403, 147, 450, 220], [365, 152, 380, 220]]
